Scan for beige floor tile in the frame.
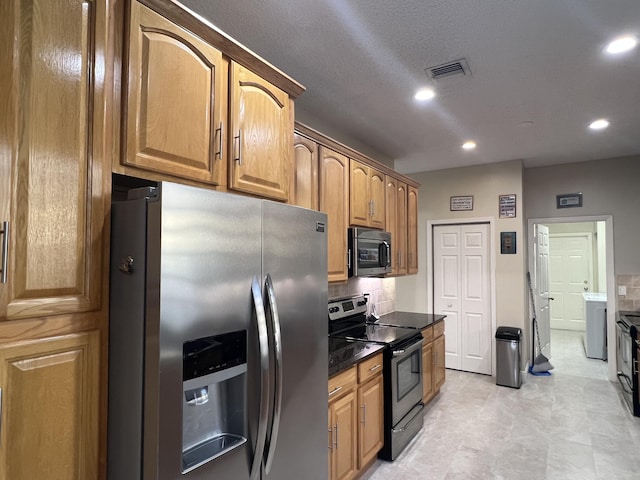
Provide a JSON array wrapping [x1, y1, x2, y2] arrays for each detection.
[[361, 329, 640, 479]]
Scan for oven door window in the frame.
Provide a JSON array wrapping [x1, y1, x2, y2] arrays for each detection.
[[396, 348, 421, 401]]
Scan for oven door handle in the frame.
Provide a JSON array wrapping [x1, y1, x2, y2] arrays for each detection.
[[391, 403, 424, 434], [392, 338, 423, 358], [616, 320, 630, 335], [617, 372, 634, 394]]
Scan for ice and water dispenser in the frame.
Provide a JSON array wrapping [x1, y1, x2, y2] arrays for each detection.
[[181, 330, 248, 473]]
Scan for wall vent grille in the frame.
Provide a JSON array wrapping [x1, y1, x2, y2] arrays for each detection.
[[426, 58, 471, 80]]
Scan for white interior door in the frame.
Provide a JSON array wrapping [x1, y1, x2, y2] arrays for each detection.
[[434, 224, 491, 375], [534, 224, 551, 359], [549, 233, 593, 331]]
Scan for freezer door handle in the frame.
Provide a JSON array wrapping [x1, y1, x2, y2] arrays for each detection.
[[264, 274, 283, 474], [250, 276, 270, 480]]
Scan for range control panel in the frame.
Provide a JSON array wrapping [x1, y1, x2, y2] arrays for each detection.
[[328, 295, 368, 322]]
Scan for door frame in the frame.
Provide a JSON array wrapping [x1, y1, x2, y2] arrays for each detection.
[[427, 217, 497, 376], [528, 215, 615, 381]]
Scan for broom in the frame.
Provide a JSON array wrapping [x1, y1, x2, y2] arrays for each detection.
[[526, 272, 554, 374]]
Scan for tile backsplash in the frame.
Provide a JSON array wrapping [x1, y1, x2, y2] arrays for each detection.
[[328, 277, 396, 316], [617, 275, 640, 311]]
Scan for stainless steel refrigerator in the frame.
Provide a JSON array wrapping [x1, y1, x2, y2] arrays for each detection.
[[108, 181, 328, 480]]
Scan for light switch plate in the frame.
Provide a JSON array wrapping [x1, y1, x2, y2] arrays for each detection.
[[618, 286, 627, 296]]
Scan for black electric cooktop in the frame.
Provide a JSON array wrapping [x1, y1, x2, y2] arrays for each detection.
[[328, 294, 422, 349], [331, 323, 421, 349]]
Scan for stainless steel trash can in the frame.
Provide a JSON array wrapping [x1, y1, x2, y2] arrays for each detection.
[[495, 326, 522, 388]]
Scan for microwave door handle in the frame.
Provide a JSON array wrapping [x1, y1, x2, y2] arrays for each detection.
[[250, 276, 270, 480], [384, 241, 391, 267], [264, 274, 283, 474], [379, 241, 390, 267]]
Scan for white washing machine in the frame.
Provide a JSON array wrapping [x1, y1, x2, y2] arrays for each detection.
[[583, 292, 607, 360]]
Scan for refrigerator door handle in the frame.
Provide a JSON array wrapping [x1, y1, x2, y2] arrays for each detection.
[[250, 276, 270, 480], [264, 274, 283, 474]]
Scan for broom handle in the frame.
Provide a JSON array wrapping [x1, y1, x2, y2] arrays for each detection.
[[526, 272, 544, 356]]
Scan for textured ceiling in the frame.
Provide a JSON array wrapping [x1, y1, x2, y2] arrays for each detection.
[[180, 0, 640, 174]]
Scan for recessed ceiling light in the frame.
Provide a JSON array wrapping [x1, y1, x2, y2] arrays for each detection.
[[462, 141, 477, 150], [589, 119, 609, 130], [414, 88, 435, 101], [605, 35, 638, 54]]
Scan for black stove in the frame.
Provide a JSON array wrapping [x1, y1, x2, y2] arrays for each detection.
[[328, 295, 421, 349]]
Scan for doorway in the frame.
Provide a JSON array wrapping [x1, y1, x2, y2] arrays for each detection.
[[528, 216, 615, 381], [432, 221, 493, 375]]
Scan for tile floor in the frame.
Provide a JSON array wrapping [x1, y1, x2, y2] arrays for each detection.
[[361, 329, 640, 480]]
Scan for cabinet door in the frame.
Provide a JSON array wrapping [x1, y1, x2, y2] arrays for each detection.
[[407, 185, 419, 274], [358, 375, 383, 469], [292, 133, 318, 210], [422, 343, 434, 403], [320, 147, 349, 283], [349, 160, 385, 229], [349, 160, 370, 227], [434, 334, 446, 390], [125, 1, 226, 185], [369, 169, 385, 230], [0, 331, 100, 480], [396, 182, 408, 276], [329, 390, 358, 480], [229, 62, 291, 201], [0, 0, 106, 320], [385, 177, 398, 275]]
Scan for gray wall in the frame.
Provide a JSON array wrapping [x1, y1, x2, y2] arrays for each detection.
[[396, 159, 527, 328], [524, 156, 640, 275]]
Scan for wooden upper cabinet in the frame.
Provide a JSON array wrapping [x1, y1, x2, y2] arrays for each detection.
[[124, 1, 226, 185], [407, 185, 418, 274], [369, 170, 385, 229], [292, 133, 319, 210], [0, 0, 106, 320], [229, 62, 291, 201], [320, 147, 349, 283], [384, 177, 398, 275], [384, 176, 408, 276], [0, 331, 100, 480], [349, 160, 384, 229], [396, 182, 408, 276]]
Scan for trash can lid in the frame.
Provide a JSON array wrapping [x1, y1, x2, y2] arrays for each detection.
[[495, 326, 522, 340]]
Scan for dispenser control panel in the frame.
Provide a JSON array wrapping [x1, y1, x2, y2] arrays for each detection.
[[183, 330, 247, 381]]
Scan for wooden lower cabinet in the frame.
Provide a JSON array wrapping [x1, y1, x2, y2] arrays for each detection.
[[421, 321, 446, 404], [434, 328, 446, 391], [0, 330, 100, 480], [328, 353, 384, 480], [422, 341, 434, 403], [357, 375, 383, 469], [329, 390, 358, 480]]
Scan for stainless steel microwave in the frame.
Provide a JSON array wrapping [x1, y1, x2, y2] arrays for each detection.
[[348, 227, 392, 277]]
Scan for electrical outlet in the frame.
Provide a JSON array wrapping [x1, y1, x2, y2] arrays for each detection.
[[618, 286, 627, 296]]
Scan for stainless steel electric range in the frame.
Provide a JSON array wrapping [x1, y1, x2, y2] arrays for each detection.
[[616, 311, 640, 416], [328, 295, 424, 461]]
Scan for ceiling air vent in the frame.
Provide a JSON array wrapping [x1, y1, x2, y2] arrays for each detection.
[[425, 58, 471, 80]]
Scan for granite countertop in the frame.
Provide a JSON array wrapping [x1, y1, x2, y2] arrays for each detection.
[[328, 337, 386, 378], [373, 311, 446, 330]]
